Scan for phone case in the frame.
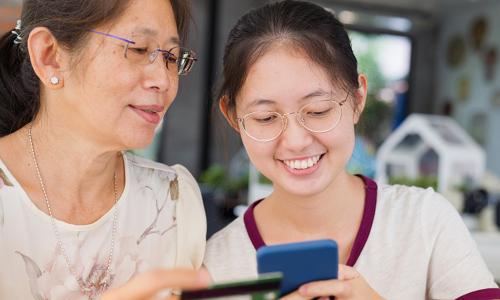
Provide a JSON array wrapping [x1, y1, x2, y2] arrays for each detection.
[[257, 239, 338, 296]]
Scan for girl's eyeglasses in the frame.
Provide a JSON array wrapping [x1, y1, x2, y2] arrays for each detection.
[[237, 93, 349, 142], [89, 30, 197, 76]]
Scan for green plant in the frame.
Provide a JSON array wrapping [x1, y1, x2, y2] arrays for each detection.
[[199, 164, 249, 197], [258, 173, 272, 185], [199, 164, 226, 190], [389, 176, 438, 190]]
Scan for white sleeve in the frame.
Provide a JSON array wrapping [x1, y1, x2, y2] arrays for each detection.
[[173, 164, 206, 269], [425, 192, 499, 299]]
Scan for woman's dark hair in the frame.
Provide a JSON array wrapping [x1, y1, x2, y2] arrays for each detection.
[[219, 0, 359, 121], [0, 0, 190, 137]]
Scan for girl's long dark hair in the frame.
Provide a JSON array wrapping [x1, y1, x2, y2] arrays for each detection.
[[218, 0, 359, 121]]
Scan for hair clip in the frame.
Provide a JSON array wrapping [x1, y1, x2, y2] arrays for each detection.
[[11, 20, 23, 45]]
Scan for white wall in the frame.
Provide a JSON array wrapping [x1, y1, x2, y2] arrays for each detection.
[[436, 2, 500, 176]]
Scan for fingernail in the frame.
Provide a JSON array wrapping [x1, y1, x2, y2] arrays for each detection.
[[299, 286, 307, 294]]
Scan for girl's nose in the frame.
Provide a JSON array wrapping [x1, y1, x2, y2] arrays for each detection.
[[278, 113, 313, 150]]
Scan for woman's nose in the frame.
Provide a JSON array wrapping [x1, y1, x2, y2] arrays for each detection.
[[144, 55, 174, 92]]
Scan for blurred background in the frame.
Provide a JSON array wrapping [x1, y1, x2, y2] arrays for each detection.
[[2, 0, 500, 282]]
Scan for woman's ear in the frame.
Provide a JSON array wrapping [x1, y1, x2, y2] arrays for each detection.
[[27, 27, 68, 89], [219, 96, 240, 132], [353, 74, 368, 124]]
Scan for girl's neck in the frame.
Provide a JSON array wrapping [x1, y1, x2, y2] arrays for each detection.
[[253, 172, 366, 244]]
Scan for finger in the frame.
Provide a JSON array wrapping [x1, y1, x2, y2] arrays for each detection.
[[103, 268, 211, 300], [280, 290, 308, 300], [338, 264, 359, 281], [298, 280, 351, 298]]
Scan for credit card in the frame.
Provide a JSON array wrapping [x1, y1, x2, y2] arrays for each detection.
[[181, 272, 282, 300]]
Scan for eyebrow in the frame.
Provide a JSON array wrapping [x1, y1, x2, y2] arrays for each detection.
[[303, 89, 331, 99], [243, 89, 332, 110], [132, 26, 180, 45]]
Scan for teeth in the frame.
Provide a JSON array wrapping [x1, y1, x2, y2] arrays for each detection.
[[284, 155, 321, 170]]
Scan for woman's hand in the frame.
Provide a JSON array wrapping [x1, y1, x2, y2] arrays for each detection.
[[282, 265, 384, 300], [101, 268, 211, 300]]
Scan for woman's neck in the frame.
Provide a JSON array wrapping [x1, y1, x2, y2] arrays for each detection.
[[0, 119, 124, 224], [30, 119, 120, 179]]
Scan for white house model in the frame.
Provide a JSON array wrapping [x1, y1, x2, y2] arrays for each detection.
[[375, 114, 485, 193]]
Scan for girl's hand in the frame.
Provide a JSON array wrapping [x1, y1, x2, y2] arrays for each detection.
[[282, 265, 384, 300], [101, 268, 211, 300]]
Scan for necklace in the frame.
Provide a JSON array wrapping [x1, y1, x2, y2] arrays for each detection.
[[28, 126, 119, 297]]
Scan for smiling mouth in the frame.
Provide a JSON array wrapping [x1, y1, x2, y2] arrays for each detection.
[[129, 105, 163, 124], [129, 104, 163, 113], [282, 154, 323, 170]]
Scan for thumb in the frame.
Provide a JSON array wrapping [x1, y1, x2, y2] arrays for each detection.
[[338, 264, 360, 281]]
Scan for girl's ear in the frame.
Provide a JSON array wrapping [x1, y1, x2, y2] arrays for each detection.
[[219, 96, 240, 132], [353, 74, 368, 124]]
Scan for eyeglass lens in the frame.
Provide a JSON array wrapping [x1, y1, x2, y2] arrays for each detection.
[[124, 35, 196, 75]]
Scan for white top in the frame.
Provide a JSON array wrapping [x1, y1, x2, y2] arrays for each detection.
[[204, 176, 500, 300], [0, 153, 206, 300]]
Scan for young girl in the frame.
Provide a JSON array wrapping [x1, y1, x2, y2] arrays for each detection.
[[203, 1, 500, 299]]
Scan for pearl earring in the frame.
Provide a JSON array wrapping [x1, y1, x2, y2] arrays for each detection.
[[50, 76, 60, 85]]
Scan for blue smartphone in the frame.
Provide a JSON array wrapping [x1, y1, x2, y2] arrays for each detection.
[[256, 239, 338, 296]]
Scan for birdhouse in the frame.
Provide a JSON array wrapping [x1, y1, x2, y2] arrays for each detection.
[[376, 114, 485, 193]]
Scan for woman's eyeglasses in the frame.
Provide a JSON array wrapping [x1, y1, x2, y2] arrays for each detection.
[[89, 30, 197, 75], [237, 93, 349, 142]]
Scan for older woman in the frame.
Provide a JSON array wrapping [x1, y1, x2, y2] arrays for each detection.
[[0, 0, 209, 299]]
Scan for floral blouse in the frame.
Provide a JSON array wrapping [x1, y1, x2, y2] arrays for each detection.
[[0, 153, 206, 300]]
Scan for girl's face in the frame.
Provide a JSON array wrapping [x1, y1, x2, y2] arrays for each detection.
[[55, 0, 180, 149], [235, 46, 366, 198]]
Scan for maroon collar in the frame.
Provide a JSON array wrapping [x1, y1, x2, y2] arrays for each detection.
[[243, 175, 378, 267]]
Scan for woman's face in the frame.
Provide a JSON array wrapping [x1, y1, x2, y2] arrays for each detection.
[[235, 45, 364, 198], [56, 0, 180, 149]]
